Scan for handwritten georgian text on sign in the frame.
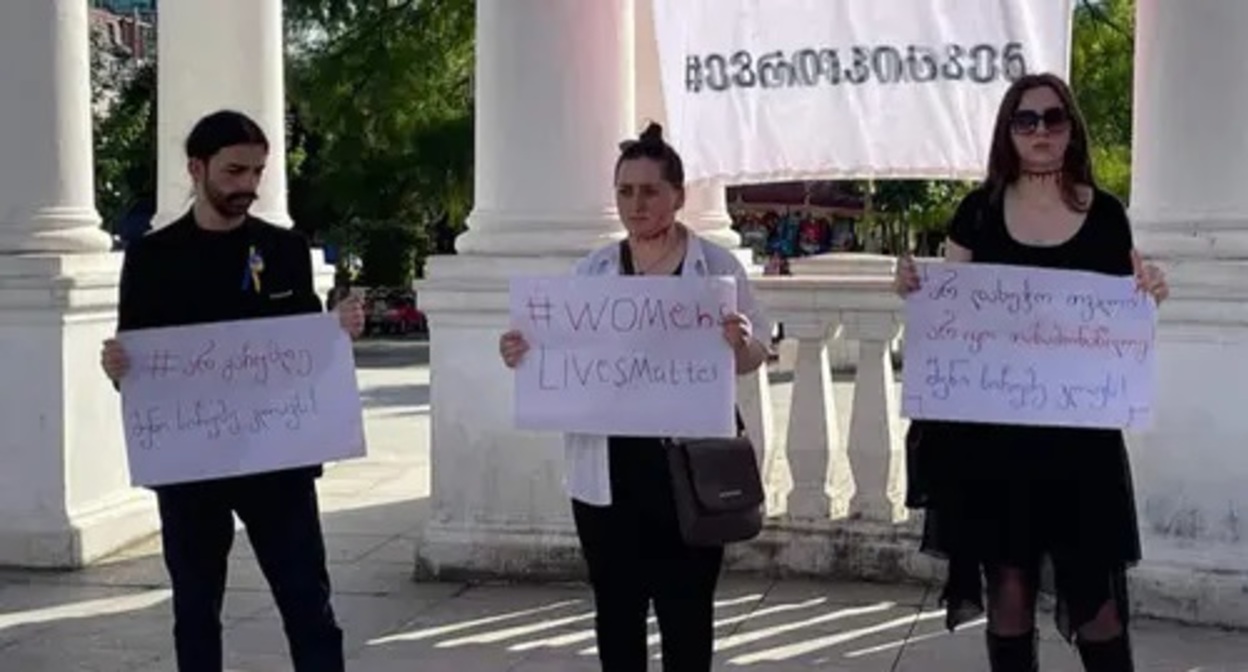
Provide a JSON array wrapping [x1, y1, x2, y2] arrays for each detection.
[[118, 313, 367, 486], [901, 262, 1157, 429], [509, 276, 737, 438]]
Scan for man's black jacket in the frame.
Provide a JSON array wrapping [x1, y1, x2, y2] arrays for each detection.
[[118, 211, 322, 331]]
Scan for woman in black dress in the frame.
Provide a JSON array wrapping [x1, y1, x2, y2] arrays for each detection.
[[895, 73, 1169, 671]]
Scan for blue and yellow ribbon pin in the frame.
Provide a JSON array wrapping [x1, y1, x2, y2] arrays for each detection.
[[242, 245, 265, 293]]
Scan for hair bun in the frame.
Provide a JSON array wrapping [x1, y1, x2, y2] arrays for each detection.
[[638, 122, 665, 144]]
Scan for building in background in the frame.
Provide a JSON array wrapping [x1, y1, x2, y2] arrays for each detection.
[[90, 1, 156, 62]]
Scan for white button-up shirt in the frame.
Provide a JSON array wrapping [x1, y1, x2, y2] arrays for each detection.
[[561, 229, 771, 506]]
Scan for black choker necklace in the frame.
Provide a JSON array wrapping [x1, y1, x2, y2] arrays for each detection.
[[1022, 168, 1062, 180]]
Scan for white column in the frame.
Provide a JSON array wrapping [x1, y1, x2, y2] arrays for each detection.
[[1130, 0, 1248, 258], [0, 0, 157, 567], [0, 1, 113, 253], [633, 0, 742, 251], [155, 0, 290, 228], [1125, 0, 1248, 620], [416, 1, 636, 578], [453, 1, 634, 256], [682, 180, 743, 249]]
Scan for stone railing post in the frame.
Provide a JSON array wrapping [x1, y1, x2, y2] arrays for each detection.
[[842, 312, 906, 523], [782, 319, 841, 522]]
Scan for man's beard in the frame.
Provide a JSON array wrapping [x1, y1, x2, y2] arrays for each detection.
[[207, 186, 256, 218]]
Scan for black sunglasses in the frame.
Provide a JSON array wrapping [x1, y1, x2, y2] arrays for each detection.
[[1010, 106, 1070, 135]]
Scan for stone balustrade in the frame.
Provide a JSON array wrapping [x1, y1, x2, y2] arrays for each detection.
[[727, 273, 933, 583]]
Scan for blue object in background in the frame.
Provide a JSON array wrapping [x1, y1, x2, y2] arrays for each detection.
[[114, 198, 155, 249]]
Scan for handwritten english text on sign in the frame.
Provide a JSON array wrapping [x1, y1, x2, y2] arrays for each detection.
[[509, 276, 737, 438], [651, 0, 1072, 183], [118, 313, 367, 486], [901, 262, 1157, 430]]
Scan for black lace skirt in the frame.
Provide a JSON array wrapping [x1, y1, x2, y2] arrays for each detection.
[[906, 419, 1141, 641]]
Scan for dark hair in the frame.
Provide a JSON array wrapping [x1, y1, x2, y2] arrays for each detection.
[[985, 73, 1095, 211], [615, 122, 685, 189], [184, 110, 269, 162]]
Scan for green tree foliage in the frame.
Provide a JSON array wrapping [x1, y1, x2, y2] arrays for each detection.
[[852, 180, 977, 256], [90, 27, 157, 234], [285, 0, 475, 286], [87, 0, 473, 286], [93, 64, 157, 234], [1072, 0, 1135, 199]]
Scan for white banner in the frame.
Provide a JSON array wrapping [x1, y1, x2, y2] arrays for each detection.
[[901, 262, 1157, 430], [118, 313, 367, 486], [509, 276, 737, 438], [652, 0, 1073, 182]]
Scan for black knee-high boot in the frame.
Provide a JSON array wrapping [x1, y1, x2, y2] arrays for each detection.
[[1076, 633, 1134, 672], [986, 630, 1038, 672]]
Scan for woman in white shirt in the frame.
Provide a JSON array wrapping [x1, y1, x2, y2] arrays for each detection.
[[498, 123, 770, 670]]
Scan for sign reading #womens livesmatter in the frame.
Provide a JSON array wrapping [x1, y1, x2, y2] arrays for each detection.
[[902, 262, 1157, 429], [118, 313, 367, 486], [509, 276, 737, 438]]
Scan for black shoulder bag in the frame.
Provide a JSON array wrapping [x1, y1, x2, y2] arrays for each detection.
[[618, 240, 766, 546], [663, 412, 765, 547]]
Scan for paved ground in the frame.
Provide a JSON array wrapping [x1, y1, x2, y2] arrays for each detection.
[[1, 340, 1246, 671]]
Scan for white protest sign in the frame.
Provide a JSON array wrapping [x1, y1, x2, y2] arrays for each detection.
[[651, 0, 1072, 182], [118, 313, 367, 486], [509, 276, 737, 438], [901, 262, 1157, 429]]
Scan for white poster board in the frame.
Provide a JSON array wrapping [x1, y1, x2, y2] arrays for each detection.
[[901, 262, 1157, 429], [118, 313, 367, 486], [509, 276, 737, 438], [652, 0, 1073, 182]]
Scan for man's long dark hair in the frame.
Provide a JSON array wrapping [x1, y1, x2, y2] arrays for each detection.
[[984, 73, 1096, 212], [185, 110, 269, 161]]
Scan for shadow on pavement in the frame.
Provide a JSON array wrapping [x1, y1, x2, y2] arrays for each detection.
[[2, 492, 1247, 670]]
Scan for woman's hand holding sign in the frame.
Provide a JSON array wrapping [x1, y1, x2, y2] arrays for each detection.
[[500, 330, 529, 369], [1131, 249, 1168, 305]]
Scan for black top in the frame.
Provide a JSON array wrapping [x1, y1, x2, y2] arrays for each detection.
[[947, 185, 1134, 276], [617, 239, 683, 277], [118, 212, 322, 332]]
